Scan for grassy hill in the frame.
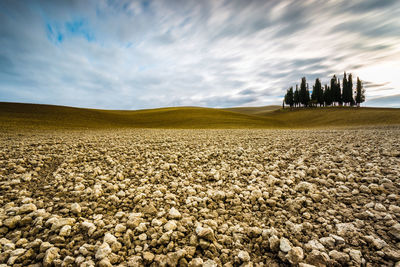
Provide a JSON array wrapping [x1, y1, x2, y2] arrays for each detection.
[[0, 102, 281, 129], [0, 102, 399, 130], [222, 105, 281, 115], [265, 107, 400, 128]]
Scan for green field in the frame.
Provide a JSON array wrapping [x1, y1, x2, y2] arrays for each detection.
[[0, 102, 399, 129]]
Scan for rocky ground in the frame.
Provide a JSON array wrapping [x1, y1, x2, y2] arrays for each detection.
[[0, 127, 399, 266]]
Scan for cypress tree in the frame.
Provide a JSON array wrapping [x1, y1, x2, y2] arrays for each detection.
[[324, 84, 332, 106], [284, 87, 294, 108], [311, 78, 322, 107], [337, 78, 342, 106], [294, 85, 299, 107], [330, 75, 337, 106], [347, 73, 353, 106], [317, 81, 324, 107], [355, 77, 365, 107], [315, 78, 323, 107], [299, 77, 310, 107], [343, 72, 348, 106]]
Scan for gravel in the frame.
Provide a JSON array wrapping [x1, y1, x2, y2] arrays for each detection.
[[0, 127, 399, 266]]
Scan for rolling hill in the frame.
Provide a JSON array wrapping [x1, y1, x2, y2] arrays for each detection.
[[222, 105, 281, 115], [0, 102, 399, 130]]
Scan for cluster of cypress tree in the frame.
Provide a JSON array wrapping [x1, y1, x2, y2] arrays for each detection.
[[284, 72, 365, 108]]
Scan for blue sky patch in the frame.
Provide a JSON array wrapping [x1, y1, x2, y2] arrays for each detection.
[[46, 19, 94, 44], [65, 19, 95, 41]]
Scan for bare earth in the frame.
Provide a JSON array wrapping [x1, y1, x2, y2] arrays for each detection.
[[0, 128, 399, 266]]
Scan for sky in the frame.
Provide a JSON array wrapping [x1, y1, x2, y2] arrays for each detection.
[[0, 0, 400, 109]]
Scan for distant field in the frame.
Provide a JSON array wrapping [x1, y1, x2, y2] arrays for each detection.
[[264, 107, 400, 128], [222, 105, 281, 115], [0, 102, 399, 130]]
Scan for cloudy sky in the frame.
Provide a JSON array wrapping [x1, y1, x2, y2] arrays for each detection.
[[1, 0, 399, 109]]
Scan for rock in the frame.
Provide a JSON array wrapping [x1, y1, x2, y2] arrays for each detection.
[[329, 250, 350, 264], [389, 223, 400, 240], [305, 249, 330, 267], [305, 240, 325, 251], [336, 223, 356, 236], [164, 220, 177, 231], [10, 248, 26, 257], [95, 243, 112, 260], [136, 222, 147, 232], [299, 264, 318, 267], [329, 234, 345, 245], [195, 226, 215, 241], [63, 256, 75, 266], [168, 207, 182, 219], [104, 233, 118, 244], [127, 255, 142, 266], [203, 259, 218, 267], [364, 235, 387, 249], [349, 249, 362, 264], [389, 205, 400, 214], [18, 203, 37, 214], [143, 252, 155, 263], [98, 258, 112, 267], [319, 236, 335, 249], [142, 204, 158, 216], [374, 203, 386, 212], [188, 258, 203, 267], [81, 221, 96, 236], [238, 250, 250, 262], [43, 247, 60, 267], [71, 203, 81, 214], [40, 242, 53, 252], [4, 216, 20, 229], [286, 246, 304, 264], [59, 225, 71, 236], [115, 224, 126, 233], [49, 217, 75, 230], [280, 237, 292, 253], [138, 233, 147, 241], [166, 251, 182, 266], [383, 247, 400, 261], [269, 235, 280, 252]]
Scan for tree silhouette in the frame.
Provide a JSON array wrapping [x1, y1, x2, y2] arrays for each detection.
[[311, 78, 324, 107], [299, 77, 310, 107], [347, 73, 354, 106], [343, 73, 353, 106], [283, 71, 365, 109], [284, 87, 294, 108], [324, 84, 332, 106], [355, 77, 365, 107], [330, 75, 338, 106], [294, 85, 300, 107], [342, 72, 348, 105]]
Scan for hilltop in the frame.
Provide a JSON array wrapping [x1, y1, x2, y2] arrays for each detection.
[[0, 102, 399, 130]]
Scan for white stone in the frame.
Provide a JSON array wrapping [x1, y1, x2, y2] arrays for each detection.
[[168, 207, 182, 219], [104, 233, 117, 244], [95, 242, 112, 260], [71, 203, 81, 214], [59, 225, 71, 236], [280, 237, 292, 253], [164, 220, 177, 231], [115, 224, 126, 233], [43, 247, 60, 267], [238, 250, 250, 262]]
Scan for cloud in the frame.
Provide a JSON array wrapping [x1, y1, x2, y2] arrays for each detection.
[[363, 81, 391, 88], [0, 0, 399, 109], [366, 94, 400, 108]]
